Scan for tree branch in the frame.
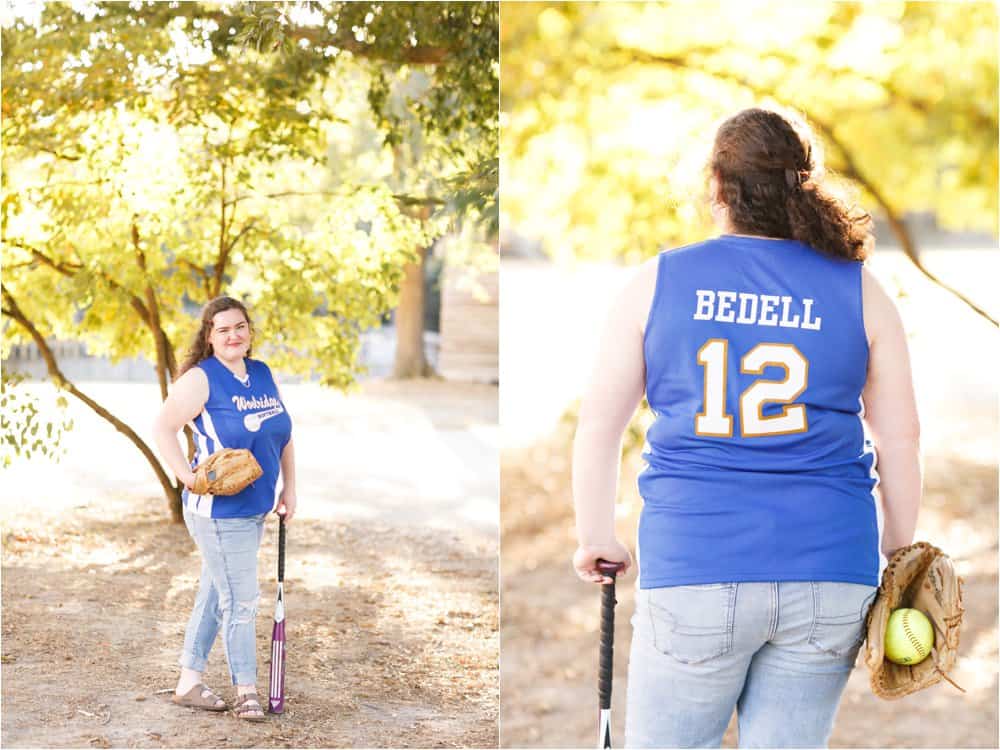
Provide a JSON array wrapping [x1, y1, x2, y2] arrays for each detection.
[[7, 238, 158, 325], [753, 47, 996, 135], [224, 189, 446, 208], [1, 284, 182, 521], [131, 218, 172, 398], [813, 124, 997, 326], [299, 33, 448, 65], [36, 146, 83, 162], [622, 42, 995, 135], [231, 15, 450, 65], [20, 178, 110, 192], [213, 159, 228, 300], [178, 257, 213, 300], [7, 239, 83, 275], [226, 218, 259, 255]]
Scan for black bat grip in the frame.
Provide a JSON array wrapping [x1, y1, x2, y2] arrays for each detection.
[[597, 559, 625, 711], [277, 515, 286, 583]]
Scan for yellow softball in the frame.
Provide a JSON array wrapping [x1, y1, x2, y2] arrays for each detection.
[[885, 608, 934, 665]]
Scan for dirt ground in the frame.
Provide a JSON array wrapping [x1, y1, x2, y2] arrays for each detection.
[[1, 379, 498, 749], [499, 251, 999, 748]]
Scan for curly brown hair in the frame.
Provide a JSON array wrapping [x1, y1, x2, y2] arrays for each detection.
[[709, 108, 874, 261], [177, 296, 254, 378]]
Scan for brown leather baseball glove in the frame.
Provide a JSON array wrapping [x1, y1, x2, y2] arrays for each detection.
[[192, 448, 263, 496], [864, 541, 965, 699]]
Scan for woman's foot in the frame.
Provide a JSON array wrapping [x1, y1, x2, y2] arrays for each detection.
[[171, 683, 228, 711], [234, 691, 267, 721], [175, 667, 205, 697]]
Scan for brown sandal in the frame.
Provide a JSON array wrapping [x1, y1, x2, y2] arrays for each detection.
[[171, 683, 228, 711], [234, 692, 267, 722]]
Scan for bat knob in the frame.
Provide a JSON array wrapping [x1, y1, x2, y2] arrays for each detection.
[[596, 559, 626, 577]]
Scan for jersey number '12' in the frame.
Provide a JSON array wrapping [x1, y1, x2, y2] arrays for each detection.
[[695, 339, 809, 438]]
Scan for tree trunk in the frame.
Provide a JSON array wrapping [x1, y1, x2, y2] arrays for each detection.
[[167, 484, 183, 522], [393, 243, 433, 378]]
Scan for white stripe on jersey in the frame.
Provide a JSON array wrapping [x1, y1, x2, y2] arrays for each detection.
[[186, 410, 227, 518], [858, 396, 886, 580], [201, 410, 225, 451], [871, 442, 886, 579]]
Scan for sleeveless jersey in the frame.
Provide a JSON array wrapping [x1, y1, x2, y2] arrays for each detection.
[[183, 356, 293, 519], [637, 235, 883, 589]]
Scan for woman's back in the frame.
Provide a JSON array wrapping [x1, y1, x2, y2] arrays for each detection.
[[637, 235, 880, 589]]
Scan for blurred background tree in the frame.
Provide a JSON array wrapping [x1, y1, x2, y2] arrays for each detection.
[[1, 1, 498, 519], [239, 1, 499, 376], [501, 0, 996, 323]]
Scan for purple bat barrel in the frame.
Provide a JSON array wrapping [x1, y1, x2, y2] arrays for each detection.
[[269, 617, 285, 713]]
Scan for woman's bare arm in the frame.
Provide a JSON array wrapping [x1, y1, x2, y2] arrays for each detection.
[[152, 368, 210, 490], [572, 258, 658, 583], [861, 267, 922, 555]]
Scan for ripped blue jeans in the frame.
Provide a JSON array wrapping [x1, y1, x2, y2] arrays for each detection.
[[180, 509, 266, 686], [625, 581, 878, 748]]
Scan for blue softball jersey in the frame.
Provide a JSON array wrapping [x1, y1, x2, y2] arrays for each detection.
[[637, 235, 883, 589], [183, 356, 293, 518]]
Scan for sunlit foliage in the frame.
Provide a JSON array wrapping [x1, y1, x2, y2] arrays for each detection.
[[501, 2, 997, 265]]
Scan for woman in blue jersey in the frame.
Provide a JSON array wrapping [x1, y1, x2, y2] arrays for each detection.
[[572, 108, 921, 748], [153, 296, 295, 721]]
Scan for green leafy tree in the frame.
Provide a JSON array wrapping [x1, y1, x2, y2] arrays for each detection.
[[501, 1, 997, 324], [237, 1, 499, 205], [237, 1, 500, 375], [0, 373, 74, 468], [1, 2, 491, 520]]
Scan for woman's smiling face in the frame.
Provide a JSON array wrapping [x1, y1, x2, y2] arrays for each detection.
[[208, 307, 251, 361]]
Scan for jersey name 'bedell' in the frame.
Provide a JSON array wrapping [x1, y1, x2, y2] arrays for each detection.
[[692, 289, 823, 330]]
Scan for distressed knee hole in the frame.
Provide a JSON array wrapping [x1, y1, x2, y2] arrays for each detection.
[[233, 595, 260, 624]]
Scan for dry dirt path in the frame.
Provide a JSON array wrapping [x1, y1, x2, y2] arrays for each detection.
[[2, 379, 498, 749]]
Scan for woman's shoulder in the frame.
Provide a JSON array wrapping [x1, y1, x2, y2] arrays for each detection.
[[170, 364, 210, 400], [626, 242, 705, 299], [632, 254, 661, 288], [607, 256, 661, 336], [860, 265, 903, 347], [176, 361, 211, 381], [614, 255, 659, 295]]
